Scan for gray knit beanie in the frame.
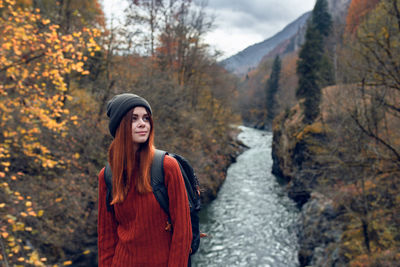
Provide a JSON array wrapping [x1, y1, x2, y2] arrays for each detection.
[[106, 93, 152, 137]]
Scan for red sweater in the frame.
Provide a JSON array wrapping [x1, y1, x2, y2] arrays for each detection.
[[98, 155, 192, 267]]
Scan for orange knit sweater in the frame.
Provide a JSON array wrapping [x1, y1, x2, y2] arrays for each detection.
[[98, 155, 192, 267]]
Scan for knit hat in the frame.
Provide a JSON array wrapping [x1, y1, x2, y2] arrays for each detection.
[[106, 93, 152, 137]]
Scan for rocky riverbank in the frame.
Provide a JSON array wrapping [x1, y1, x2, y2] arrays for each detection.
[[199, 126, 248, 204], [271, 104, 344, 266]]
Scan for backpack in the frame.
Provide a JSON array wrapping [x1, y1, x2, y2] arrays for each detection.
[[104, 149, 201, 255]]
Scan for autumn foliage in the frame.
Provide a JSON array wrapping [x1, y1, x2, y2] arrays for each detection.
[[0, 0, 240, 266], [345, 0, 380, 34], [0, 0, 100, 265], [272, 0, 400, 266]]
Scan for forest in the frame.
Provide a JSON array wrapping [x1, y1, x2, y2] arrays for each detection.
[[1, 0, 399, 266], [255, 0, 400, 266], [0, 0, 241, 265]]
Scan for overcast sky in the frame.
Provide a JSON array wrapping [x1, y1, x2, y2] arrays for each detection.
[[101, 0, 316, 59]]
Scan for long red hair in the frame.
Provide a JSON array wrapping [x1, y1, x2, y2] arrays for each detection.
[[108, 107, 155, 205]]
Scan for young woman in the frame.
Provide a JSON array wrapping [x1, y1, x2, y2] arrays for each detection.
[[98, 93, 192, 266]]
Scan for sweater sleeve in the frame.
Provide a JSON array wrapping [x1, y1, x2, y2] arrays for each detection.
[[98, 167, 118, 267], [164, 156, 192, 267]]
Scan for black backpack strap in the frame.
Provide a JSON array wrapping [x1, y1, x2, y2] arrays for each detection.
[[170, 153, 196, 211], [104, 162, 113, 212], [151, 149, 170, 217]]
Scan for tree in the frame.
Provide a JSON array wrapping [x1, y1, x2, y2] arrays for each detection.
[[156, 0, 213, 89], [347, 0, 400, 161], [30, 0, 105, 33], [265, 55, 281, 125], [311, 0, 331, 36], [320, 0, 400, 264], [296, 24, 324, 123], [296, 0, 333, 124], [0, 0, 100, 265], [125, 0, 164, 56]]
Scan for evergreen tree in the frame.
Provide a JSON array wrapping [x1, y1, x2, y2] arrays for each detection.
[[312, 0, 332, 36], [296, 25, 324, 123], [266, 55, 281, 124], [296, 0, 333, 124]]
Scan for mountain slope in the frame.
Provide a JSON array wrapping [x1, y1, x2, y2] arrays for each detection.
[[220, 11, 311, 75]]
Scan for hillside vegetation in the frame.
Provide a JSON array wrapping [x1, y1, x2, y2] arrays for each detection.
[[271, 0, 400, 266], [0, 0, 241, 266]]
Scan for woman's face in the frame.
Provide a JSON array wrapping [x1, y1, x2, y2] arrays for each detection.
[[131, 106, 151, 144]]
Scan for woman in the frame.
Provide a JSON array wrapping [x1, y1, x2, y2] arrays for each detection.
[[98, 93, 192, 266]]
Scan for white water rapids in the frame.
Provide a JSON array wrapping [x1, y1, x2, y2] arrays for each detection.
[[191, 126, 300, 267]]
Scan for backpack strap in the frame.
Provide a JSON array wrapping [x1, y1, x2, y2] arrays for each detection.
[[170, 153, 197, 211], [151, 149, 170, 217], [104, 162, 114, 212]]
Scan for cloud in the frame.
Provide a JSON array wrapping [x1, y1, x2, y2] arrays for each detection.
[[202, 0, 316, 59], [207, 0, 314, 22]]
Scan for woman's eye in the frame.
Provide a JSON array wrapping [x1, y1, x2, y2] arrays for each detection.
[[143, 116, 149, 122]]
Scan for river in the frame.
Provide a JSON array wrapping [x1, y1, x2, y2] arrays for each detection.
[[191, 126, 300, 267]]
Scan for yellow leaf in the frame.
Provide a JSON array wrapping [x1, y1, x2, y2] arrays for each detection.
[[0, 203, 5, 208], [82, 250, 90, 255], [37, 210, 44, 217], [63, 261, 72, 265], [1, 43, 12, 50], [20, 212, 28, 217], [55, 198, 62, 202], [28, 211, 37, 216], [12, 245, 20, 253], [14, 48, 22, 56]]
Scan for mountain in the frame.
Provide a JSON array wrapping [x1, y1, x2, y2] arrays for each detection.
[[220, 11, 311, 75]]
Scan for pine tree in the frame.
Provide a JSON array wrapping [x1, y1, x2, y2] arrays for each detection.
[[296, 0, 333, 124], [296, 25, 323, 123], [266, 55, 281, 125], [312, 0, 332, 36]]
